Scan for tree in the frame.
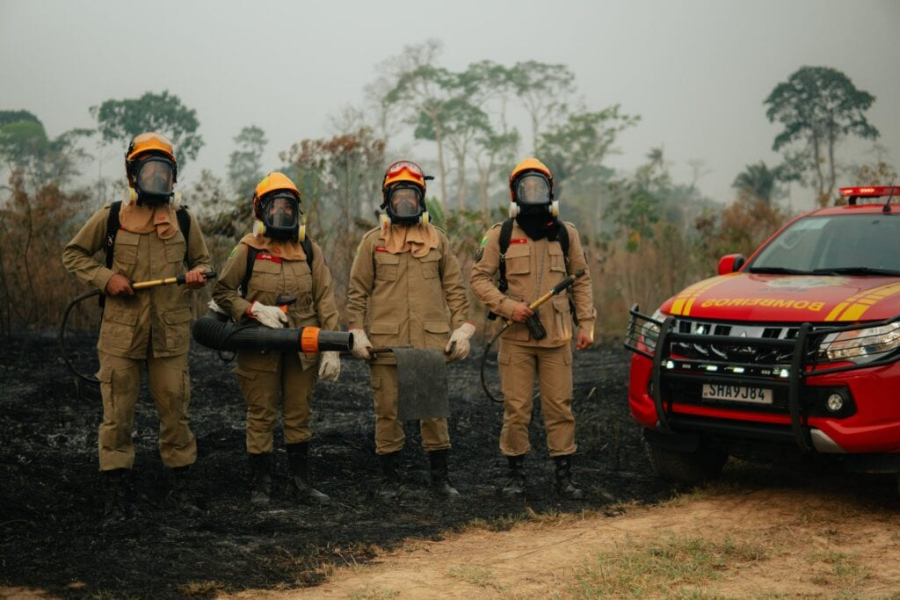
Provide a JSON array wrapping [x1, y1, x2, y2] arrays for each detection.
[[0, 111, 92, 188], [604, 148, 669, 252], [380, 40, 456, 209], [473, 128, 520, 216], [509, 61, 577, 154], [414, 96, 490, 211], [765, 66, 879, 206], [227, 125, 267, 199], [90, 90, 204, 168], [732, 161, 786, 204], [538, 105, 639, 190], [281, 128, 386, 305]]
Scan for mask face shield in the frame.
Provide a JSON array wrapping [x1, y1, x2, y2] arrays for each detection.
[[262, 193, 300, 230], [514, 173, 551, 206], [388, 185, 423, 218], [133, 157, 176, 204]]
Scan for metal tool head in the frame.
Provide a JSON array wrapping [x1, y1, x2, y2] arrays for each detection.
[[393, 347, 450, 421]]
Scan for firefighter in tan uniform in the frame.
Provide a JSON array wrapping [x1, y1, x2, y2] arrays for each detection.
[[347, 160, 474, 500], [62, 132, 212, 524], [470, 158, 596, 500], [212, 172, 341, 507]]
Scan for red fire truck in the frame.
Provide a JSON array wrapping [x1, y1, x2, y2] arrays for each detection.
[[625, 186, 900, 490]]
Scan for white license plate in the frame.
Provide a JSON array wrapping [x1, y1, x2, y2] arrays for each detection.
[[702, 383, 773, 405]]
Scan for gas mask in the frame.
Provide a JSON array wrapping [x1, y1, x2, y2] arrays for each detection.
[[259, 193, 301, 241], [131, 156, 176, 206], [384, 184, 426, 226]]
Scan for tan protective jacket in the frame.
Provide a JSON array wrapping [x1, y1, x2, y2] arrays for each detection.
[[62, 204, 212, 358], [470, 221, 596, 347], [213, 240, 339, 330], [346, 227, 469, 362]]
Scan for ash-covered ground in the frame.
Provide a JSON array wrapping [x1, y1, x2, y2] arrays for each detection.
[[0, 332, 672, 599]]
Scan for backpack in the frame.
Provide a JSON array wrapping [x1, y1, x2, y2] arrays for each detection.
[[489, 218, 578, 325], [101, 200, 192, 307], [239, 238, 314, 298]]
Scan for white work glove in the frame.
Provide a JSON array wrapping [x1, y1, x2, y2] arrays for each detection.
[[445, 322, 476, 361], [318, 351, 341, 382], [247, 301, 288, 329], [349, 328, 373, 360], [207, 299, 227, 316]]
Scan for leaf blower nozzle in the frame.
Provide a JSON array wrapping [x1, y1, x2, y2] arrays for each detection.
[[192, 311, 353, 354]]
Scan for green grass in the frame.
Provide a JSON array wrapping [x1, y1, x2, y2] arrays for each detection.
[[807, 549, 870, 590], [348, 586, 400, 600], [565, 533, 767, 599], [447, 565, 499, 588]]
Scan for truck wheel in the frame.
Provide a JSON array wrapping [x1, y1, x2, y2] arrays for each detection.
[[645, 438, 727, 485]]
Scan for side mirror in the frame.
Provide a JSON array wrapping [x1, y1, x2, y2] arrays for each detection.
[[717, 254, 745, 275]]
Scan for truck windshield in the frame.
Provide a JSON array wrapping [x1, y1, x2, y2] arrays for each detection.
[[748, 214, 900, 275]]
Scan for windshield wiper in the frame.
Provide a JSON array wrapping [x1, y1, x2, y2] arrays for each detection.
[[747, 267, 809, 274], [812, 267, 900, 276]]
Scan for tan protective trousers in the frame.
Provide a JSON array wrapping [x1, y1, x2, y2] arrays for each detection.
[[498, 339, 576, 458], [370, 363, 450, 455], [97, 351, 196, 471], [234, 351, 317, 454]]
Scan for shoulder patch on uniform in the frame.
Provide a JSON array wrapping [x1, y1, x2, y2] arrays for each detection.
[[480, 235, 489, 248], [228, 244, 240, 259]]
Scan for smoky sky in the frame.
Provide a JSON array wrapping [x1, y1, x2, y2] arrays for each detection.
[[1, 0, 898, 209]]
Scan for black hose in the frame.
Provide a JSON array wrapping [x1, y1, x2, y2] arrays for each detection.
[[59, 270, 219, 384], [480, 326, 508, 404], [58, 288, 102, 384]]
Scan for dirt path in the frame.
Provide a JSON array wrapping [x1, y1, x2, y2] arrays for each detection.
[[223, 481, 900, 599]]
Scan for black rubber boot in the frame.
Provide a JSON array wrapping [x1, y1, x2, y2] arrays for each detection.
[[286, 442, 331, 506], [501, 455, 526, 499], [377, 452, 401, 501], [428, 449, 460, 499], [167, 466, 203, 517], [101, 468, 129, 527], [554, 455, 584, 500], [249, 453, 273, 507]]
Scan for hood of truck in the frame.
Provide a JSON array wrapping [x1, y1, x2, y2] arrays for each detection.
[[660, 273, 900, 323]]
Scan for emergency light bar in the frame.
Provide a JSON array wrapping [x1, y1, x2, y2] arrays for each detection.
[[840, 186, 899, 207], [840, 186, 900, 197]]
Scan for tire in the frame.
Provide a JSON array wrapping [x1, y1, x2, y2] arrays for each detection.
[[645, 437, 728, 485]]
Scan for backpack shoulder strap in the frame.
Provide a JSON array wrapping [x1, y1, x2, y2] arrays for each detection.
[[557, 222, 570, 268], [104, 201, 123, 270], [240, 245, 259, 298], [302, 237, 313, 271], [497, 218, 515, 294], [556, 223, 579, 325], [176, 206, 191, 265]]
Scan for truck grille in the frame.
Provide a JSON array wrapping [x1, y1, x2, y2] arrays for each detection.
[[670, 320, 804, 367]]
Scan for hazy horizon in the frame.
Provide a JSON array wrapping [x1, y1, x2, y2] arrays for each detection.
[[2, 0, 898, 211]]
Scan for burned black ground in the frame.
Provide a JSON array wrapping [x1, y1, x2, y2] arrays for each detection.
[[1, 333, 671, 599]]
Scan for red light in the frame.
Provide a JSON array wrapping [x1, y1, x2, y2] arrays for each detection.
[[839, 186, 900, 197]]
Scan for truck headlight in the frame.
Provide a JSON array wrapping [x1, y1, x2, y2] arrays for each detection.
[[640, 309, 665, 352], [818, 322, 900, 364]]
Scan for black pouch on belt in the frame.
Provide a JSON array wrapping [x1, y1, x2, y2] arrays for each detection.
[[525, 310, 547, 340]]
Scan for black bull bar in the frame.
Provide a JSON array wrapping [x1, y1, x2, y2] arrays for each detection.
[[624, 304, 900, 453]]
